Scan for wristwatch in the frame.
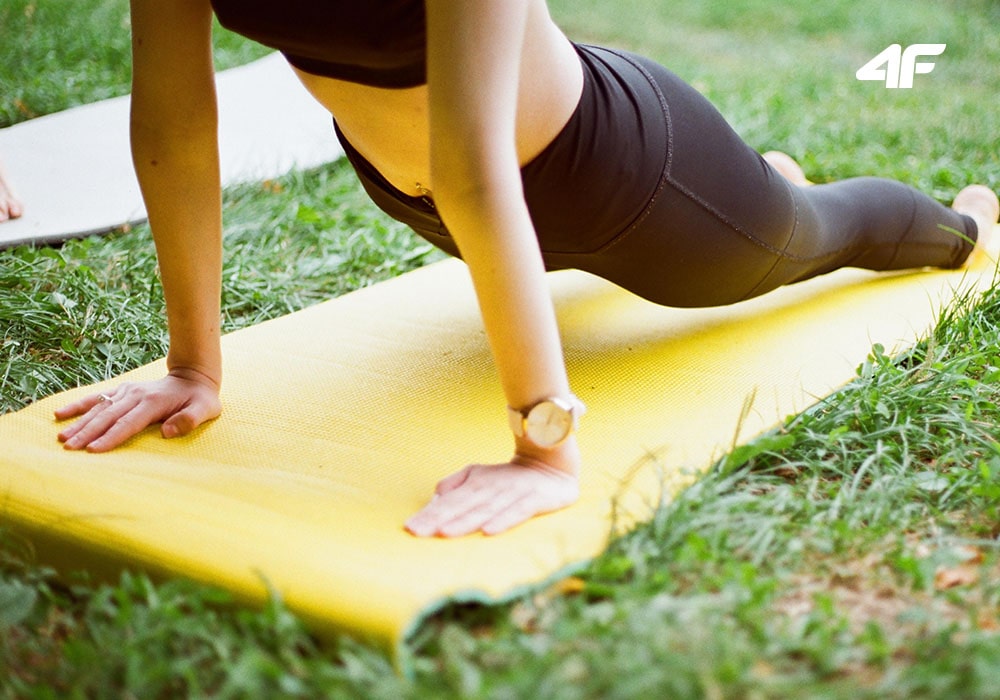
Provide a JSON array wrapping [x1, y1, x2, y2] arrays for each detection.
[[507, 395, 586, 448]]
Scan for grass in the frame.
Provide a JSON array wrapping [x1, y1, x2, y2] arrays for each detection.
[[0, 0, 270, 126], [3, 0, 1000, 697], [0, 166, 441, 413]]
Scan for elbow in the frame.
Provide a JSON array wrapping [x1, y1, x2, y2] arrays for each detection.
[[431, 171, 528, 241], [430, 116, 520, 196], [130, 77, 218, 145], [130, 102, 217, 144], [431, 144, 523, 214], [429, 164, 537, 259], [129, 100, 218, 169]]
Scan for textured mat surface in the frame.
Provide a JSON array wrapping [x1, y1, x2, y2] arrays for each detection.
[[0, 53, 342, 249], [0, 255, 994, 659]]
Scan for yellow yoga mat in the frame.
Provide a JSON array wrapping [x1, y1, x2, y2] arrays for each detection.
[[0, 254, 994, 660]]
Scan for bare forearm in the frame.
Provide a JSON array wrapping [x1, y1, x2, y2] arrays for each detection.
[[127, 0, 222, 382], [131, 115, 223, 384], [437, 179, 570, 408], [56, 0, 226, 455], [426, 1, 571, 420], [406, 0, 584, 536]]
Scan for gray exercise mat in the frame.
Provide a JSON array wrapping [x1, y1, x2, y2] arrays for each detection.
[[0, 53, 343, 249]]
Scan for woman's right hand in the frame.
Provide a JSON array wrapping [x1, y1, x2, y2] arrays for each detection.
[[55, 368, 221, 453]]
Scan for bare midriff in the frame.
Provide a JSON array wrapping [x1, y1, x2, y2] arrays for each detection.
[[290, 7, 583, 198]]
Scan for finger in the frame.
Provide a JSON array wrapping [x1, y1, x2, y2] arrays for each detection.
[[57, 393, 119, 442], [480, 495, 549, 536], [434, 464, 474, 496], [405, 481, 495, 537], [162, 412, 195, 439], [427, 468, 580, 537], [410, 469, 533, 538], [480, 478, 580, 537], [402, 466, 478, 534], [437, 488, 526, 538], [61, 394, 142, 451], [54, 391, 115, 422], [81, 401, 159, 453], [161, 399, 221, 439], [60, 398, 129, 449], [83, 417, 144, 453]]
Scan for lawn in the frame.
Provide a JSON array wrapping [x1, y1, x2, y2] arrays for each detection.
[[3, 0, 1000, 697]]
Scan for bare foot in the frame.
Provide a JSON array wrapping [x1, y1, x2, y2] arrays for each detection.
[[0, 158, 23, 222], [762, 150, 810, 186], [953, 185, 1000, 269]]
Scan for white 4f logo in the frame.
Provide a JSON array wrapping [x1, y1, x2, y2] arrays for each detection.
[[856, 44, 946, 88]]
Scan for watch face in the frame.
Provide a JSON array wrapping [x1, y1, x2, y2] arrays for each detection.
[[525, 400, 574, 447]]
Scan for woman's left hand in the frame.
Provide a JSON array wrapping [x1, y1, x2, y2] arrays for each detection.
[[405, 445, 581, 538]]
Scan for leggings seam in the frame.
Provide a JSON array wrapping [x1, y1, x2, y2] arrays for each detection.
[[739, 173, 802, 300], [670, 177, 817, 262], [586, 46, 672, 255], [677, 171, 872, 269]]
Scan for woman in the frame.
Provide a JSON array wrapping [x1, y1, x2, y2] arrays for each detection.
[[55, 1, 999, 538]]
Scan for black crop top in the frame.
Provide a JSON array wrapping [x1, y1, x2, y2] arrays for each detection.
[[210, 0, 426, 88]]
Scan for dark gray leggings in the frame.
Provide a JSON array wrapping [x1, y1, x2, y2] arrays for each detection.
[[336, 44, 978, 308]]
